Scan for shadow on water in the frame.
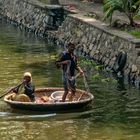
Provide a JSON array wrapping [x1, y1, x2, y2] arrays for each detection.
[[0, 104, 95, 121]]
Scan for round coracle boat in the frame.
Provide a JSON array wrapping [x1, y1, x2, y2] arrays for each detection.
[[4, 87, 94, 111]]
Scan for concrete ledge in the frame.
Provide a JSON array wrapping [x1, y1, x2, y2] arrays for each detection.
[[70, 14, 140, 44]]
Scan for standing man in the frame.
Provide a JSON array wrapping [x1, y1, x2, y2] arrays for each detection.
[[56, 42, 83, 102]]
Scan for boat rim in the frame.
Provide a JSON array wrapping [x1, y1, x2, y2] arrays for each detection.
[[4, 87, 94, 105]]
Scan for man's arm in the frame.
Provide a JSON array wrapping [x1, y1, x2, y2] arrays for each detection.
[[24, 83, 35, 93], [55, 52, 70, 67], [57, 60, 71, 65], [77, 66, 84, 75], [75, 56, 84, 75]]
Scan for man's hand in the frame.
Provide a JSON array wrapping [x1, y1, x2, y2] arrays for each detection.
[[10, 87, 17, 93], [79, 70, 84, 76], [61, 60, 71, 65], [55, 61, 61, 68], [77, 67, 84, 76]]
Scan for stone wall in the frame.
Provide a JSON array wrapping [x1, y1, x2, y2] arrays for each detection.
[[0, 0, 64, 36]]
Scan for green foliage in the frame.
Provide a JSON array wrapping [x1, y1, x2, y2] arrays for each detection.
[[103, 0, 140, 26], [38, 0, 60, 4], [101, 77, 117, 83], [91, 73, 117, 84], [84, 12, 99, 19], [80, 59, 96, 66], [129, 30, 140, 38], [92, 74, 102, 81], [79, 59, 117, 84], [135, 0, 140, 16], [95, 65, 104, 71], [80, 59, 104, 72], [38, 0, 49, 4]]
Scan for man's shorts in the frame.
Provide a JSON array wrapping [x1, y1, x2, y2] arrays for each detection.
[[62, 72, 76, 92]]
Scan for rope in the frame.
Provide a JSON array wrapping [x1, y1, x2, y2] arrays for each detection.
[[83, 74, 90, 93]]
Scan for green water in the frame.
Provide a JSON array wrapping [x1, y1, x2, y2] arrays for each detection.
[[0, 19, 140, 140]]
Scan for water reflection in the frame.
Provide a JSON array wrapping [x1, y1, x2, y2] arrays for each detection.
[[116, 75, 126, 91], [0, 117, 140, 140]]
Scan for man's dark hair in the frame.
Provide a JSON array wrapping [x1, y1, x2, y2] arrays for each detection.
[[67, 42, 75, 48]]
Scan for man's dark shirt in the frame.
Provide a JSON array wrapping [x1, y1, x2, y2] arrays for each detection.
[[59, 51, 78, 76], [14, 82, 35, 101]]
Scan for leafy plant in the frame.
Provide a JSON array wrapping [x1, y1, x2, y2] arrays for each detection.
[[80, 59, 96, 66], [84, 12, 99, 19], [103, 0, 140, 26], [92, 74, 102, 81], [129, 30, 140, 38], [135, 0, 140, 17], [38, 0, 60, 4]]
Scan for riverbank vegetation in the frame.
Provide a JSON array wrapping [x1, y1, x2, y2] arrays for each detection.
[[103, 0, 140, 26], [103, 0, 140, 38], [79, 57, 117, 85], [39, 0, 60, 4]]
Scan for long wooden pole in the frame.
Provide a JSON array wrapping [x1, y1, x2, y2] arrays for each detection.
[[0, 82, 24, 99]]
